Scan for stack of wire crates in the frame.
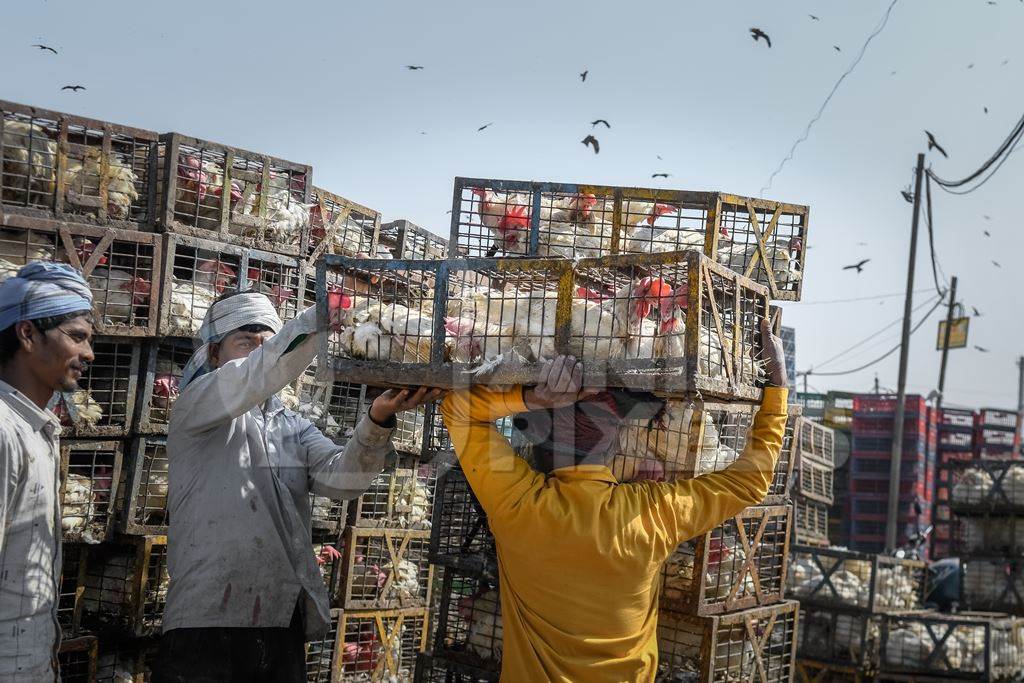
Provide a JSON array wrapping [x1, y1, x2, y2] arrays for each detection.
[[848, 394, 936, 554], [305, 177, 816, 682], [932, 407, 978, 559]]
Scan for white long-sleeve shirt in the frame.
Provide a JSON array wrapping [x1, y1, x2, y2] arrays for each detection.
[[0, 379, 62, 682], [163, 306, 392, 640]]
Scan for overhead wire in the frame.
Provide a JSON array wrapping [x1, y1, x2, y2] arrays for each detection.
[[791, 289, 932, 305], [923, 173, 947, 297], [927, 108, 1024, 193]]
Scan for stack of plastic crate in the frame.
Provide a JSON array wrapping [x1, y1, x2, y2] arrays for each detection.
[[932, 407, 978, 558], [974, 408, 1020, 460], [848, 395, 936, 554]]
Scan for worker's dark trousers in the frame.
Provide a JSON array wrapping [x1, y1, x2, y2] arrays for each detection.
[[151, 601, 305, 683]]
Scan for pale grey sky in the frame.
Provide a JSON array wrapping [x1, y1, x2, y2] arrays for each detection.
[[3, 0, 1021, 408]]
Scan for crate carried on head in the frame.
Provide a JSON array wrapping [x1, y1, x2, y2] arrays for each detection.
[[80, 535, 168, 637], [449, 178, 809, 301], [59, 439, 123, 544], [50, 337, 141, 437], [787, 545, 927, 613], [1, 99, 159, 228]]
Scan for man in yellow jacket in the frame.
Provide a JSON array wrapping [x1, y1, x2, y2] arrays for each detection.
[[440, 320, 789, 682]]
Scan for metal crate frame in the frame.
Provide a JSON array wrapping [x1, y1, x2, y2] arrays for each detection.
[[788, 545, 927, 613], [339, 527, 434, 610], [796, 457, 835, 505], [381, 219, 450, 260], [657, 599, 799, 683], [80, 535, 168, 637], [311, 495, 348, 539], [949, 514, 1024, 557], [316, 251, 770, 400], [332, 607, 430, 682], [797, 607, 880, 673], [946, 459, 1024, 515], [0, 220, 162, 335], [120, 435, 169, 535], [348, 453, 438, 529], [661, 504, 792, 615], [60, 439, 124, 544], [961, 557, 1024, 615], [1, 99, 159, 229], [428, 464, 497, 577], [448, 177, 809, 301], [51, 337, 141, 437], [58, 543, 89, 636], [431, 567, 503, 673], [157, 132, 311, 255], [157, 231, 305, 337], [134, 337, 194, 434], [58, 634, 99, 683], [796, 417, 836, 469], [307, 186, 380, 263], [794, 499, 830, 547], [95, 636, 159, 683]]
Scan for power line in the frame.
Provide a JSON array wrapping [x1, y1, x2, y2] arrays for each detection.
[[791, 289, 932, 305], [760, 0, 902, 195], [927, 108, 1024, 194], [923, 173, 946, 297]]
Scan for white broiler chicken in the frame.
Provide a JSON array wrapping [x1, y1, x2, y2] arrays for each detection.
[[1, 121, 57, 205], [138, 452, 169, 527], [716, 238, 803, 289], [167, 281, 218, 335], [241, 184, 310, 246], [345, 302, 435, 363], [52, 390, 104, 428], [1004, 464, 1024, 506], [87, 266, 151, 325], [63, 147, 139, 219], [951, 467, 993, 506], [0, 228, 57, 283], [392, 472, 431, 530], [61, 469, 112, 544], [381, 559, 421, 604], [471, 188, 583, 256], [458, 590, 503, 662]]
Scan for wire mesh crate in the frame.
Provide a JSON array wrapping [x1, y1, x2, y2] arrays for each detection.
[[59, 543, 88, 636], [962, 558, 1024, 615], [316, 251, 770, 399], [134, 338, 192, 434], [1, 99, 159, 228], [157, 132, 311, 254], [307, 186, 380, 261], [947, 460, 1024, 514], [657, 599, 799, 683], [382, 219, 450, 261], [331, 607, 430, 681], [96, 636, 159, 683], [796, 418, 836, 469], [60, 439, 123, 544], [414, 652, 501, 683], [431, 567, 503, 673], [950, 515, 1024, 557], [0, 222, 161, 335], [661, 504, 791, 615], [306, 607, 341, 683], [50, 338, 140, 437], [429, 465, 496, 577], [80, 535, 169, 637], [157, 232, 304, 337], [285, 364, 369, 443], [787, 546, 926, 612], [796, 457, 834, 505], [449, 178, 808, 301], [879, 611, 1024, 681], [311, 494, 348, 539], [349, 453, 437, 529], [794, 499, 830, 547], [58, 634, 99, 683], [339, 528, 433, 609], [797, 607, 880, 672], [120, 436, 169, 535]]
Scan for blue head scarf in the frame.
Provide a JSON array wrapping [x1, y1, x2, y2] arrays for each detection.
[[0, 261, 93, 331]]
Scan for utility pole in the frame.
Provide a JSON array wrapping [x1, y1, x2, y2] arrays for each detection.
[[886, 153, 926, 553], [874, 375, 880, 395], [935, 276, 958, 414], [1015, 356, 1024, 459]]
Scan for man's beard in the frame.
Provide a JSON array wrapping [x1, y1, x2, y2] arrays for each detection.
[[59, 375, 81, 393]]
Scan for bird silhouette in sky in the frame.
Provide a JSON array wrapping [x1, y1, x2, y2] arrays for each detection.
[[857, 242, 868, 246], [983, 230, 991, 237], [984, 106, 989, 114], [656, 155, 663, 160], [901, 189, 914, 203], [843, 259, 870, 273], [651, 173, 671, 178], [581, 135, 600, 154], [591, 119, 610, 129], [809, 14, 820, 21], [992, 260, 1002, 268], [833, 45, 841, 52], [580, 70, 588, 82], [31, 44, 58, 54], [925, 131, 948, 158], [405, 65, 424, 70], [477, 122, 493, 132], [974, 345, 990, 352], [972, 307, 982, 316], [750, 28, 772, 47], [61, 85, 85, 92]]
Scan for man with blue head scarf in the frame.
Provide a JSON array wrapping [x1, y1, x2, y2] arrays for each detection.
[[0, 261, 95, 681]]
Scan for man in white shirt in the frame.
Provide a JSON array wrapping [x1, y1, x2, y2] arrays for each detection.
[[155, 290, 440, 682], [0, 262, 96, 682]]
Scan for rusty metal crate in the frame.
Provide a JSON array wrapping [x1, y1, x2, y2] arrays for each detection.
[[60, 439, 123, 544], [311, 494, 348, 539], [58, 634, 99, 683], [797, 607, 880, 673], [50, 338, 140, 437], [316, 251, 770, 400], [797, 417, 836, 469], [0, 222, 161, 335], [879, 611, 1024, 681], [661, 504, 791, 615], [96, 636, 159, 683], [157, 232, 304, 337], [950, 514, 1024, 557], [1, 99, 159, 229], [946, 459, 1024, 514], [657, 599, 799, 683], [432, 567, 503, 673], [794, 499, 830, 547], [306, 608, 341, 683], [80, 535, 168, 637], [134, 337, 192, 434], [349, 453, 437, 529], [307, 186, 380, 261], [795, 659, 869, 683], [414, 652, 501, 683], [449, 178, 809, 300], [381, 219, 450, 260], [961, 558, 1024, 615], [157, 132, 311, 255], [58, 543, 89, 636], [796, 458, 835, 505], [429, 464, 497, 577], [327, 607, 429, 682], [788, 545, 927, 612], [120, 436, 168, 535], [339, 527, 434, 609]]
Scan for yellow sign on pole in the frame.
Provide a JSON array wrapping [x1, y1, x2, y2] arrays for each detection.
[[937, 317, 970, 350]]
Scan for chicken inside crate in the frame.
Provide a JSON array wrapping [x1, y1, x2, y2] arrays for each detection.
[[429, 465, 496, 575], [350, 452, 436, 530], [50, 338, 140, 436], [311, 493, 347, 538], [80, 536, 169, 637], [317, 251, 768, 399], [949, 460, 1024, 513], [340, 528, 433, 609], [380, 218, 449, 261], [336, 608, 429, 681], [57, 635, 99, 683], [880, 611, 1024, 678], [121, 436, 169, 534], [313, 539, 344, 601], [307, 186, 380, 260], [433, 569, 503, 671], [661, 504, 791, 615], [787, 546, 926, 612], [961, 558, 1024, 614], [657, 599, 798, 683], [59, 543, 88, 635], [450, 178, 807, 300], [60, 440, 122, 544], [159, 133, 312, 253], [1, 100, 157, 226], [0, 224, 158, 333], [159, 234, 302, 337], [797, 606, 880, 671], [136, 338, 193, 433], [951, 515, 1024, 556]]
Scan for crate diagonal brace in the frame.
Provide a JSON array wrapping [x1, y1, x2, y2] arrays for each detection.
[[922, 623, 956, 671], [744, 611, 777, 683], [742, 200, 781, 299], [372, 612, 403, 679], [377, 530, 413, 605], [702, 267, 736, 390], [726, 512, 768, 607]]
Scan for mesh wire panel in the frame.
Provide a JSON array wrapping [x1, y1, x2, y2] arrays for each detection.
[[60, 441, 121, 544], [350, 455, 437, 529], [52, 339, 138, 436], [798, 607, 879, 669], [794, 500, 830, 545], [382, 219, 449, 261], [138, 338, 193, 432], [797, 459, 835, 505], [951, 515, 1024, 556], [95, 637, 158, 683], [290, 364, 367, 441], [429, 466, 495, 574], [311, 494, 347, 537], [57, 636, 97, 683], [433, 569, 503, 671], [305, 609, 339, 683], [962, 558, 1024, 614], [948, 460, 1024, 513], [337, 609, 427, 681], [80, 538, 168, 636], [342, 529, 432, 609], [308, 187, 379, 259], [312, 540, 343, 600], [415, 653, 501, 682], [124, 437, 169, 534], [880, 612, 1024, 679], [787, 546, 926, 612], [58, 543, 86, 634], [160, 238, 242, 336]]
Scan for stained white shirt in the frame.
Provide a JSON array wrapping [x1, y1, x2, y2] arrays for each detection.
[[163, 306, 392, 639], [0, 379, 62, 681]]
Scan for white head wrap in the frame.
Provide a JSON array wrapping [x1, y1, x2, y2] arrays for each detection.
[[180, 292, 283, 388]]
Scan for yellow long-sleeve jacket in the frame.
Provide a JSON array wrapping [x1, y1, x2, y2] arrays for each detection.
[[440, 386, 789, 683]]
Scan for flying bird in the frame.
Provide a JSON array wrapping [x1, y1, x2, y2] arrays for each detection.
[[984, 106, 989, 114], [857, 242, 869, 246], [972, 307, 982, 317], [967, 63, 975, 69], [405, 65, 424, 70], [809, 14, 820, 21], [591, 119, 610, 129], [890, 70, 898, 76], [992, 260, 1002, 268], [901, 189, 914, 203], [1002, 59, 1010, 66], [984, 230, 991, 237], [477, 122, 493, 132], [925, 131, 948, 158], [843, 259, 870, 273], [974, 345, 990, 352], [983, 215, 991, 220], [749, 28, 772, 47], [580, 70, 588, 82], [656, 155, 663, 160], [31, 44, 58, 54], [651, 173, 671, 179], [833, 45, 841, 52], [61, 85, 86, 92], [581, 135, 600, 154]]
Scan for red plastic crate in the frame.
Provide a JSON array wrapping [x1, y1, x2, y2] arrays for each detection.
[[852, 413, 929, 438], [853, 394, 927, 418], [978, 408, 1019, 430], [939, 407, 976, 431]]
